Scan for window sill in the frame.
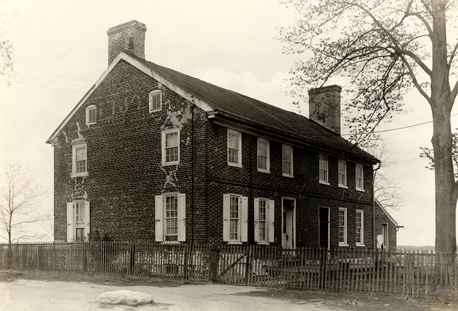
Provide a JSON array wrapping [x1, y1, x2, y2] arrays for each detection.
[[162, 241, 181, 244], [319, 181, 330, 185], [71, 172, 89, 178], [356, 188, 365, 192], [356, 244, 366, 247], [339, 244, 349, 247], [338, 185, 348, 189], [162, 162, 180, 167], [257, 169, 270, 174], [227, 241, 243, 245], [256, 242, 270, 245], [282, 174, 294, 178], [228, 163, 242, 168]]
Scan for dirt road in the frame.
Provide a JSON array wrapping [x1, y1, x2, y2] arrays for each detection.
[[0, 279, 325, 311]]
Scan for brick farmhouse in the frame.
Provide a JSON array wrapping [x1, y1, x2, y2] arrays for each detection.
[[46, 21, 399, 250]]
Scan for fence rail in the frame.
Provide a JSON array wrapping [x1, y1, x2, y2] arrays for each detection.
[[1, 242, 457, 300]]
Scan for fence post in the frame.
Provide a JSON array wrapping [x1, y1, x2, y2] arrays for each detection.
[[83, 242, 88, 272], [184, 244, 189, 280], [245, 245, 252, 285], [129, 244, 136, 275], [209, 246, 220, 283]]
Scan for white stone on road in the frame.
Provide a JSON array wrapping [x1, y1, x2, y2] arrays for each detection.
[[100, 290, 153, 306]]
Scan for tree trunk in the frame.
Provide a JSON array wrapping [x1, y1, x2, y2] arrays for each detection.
[[432, 105, 457, 256], [430, 1, 457, 281]]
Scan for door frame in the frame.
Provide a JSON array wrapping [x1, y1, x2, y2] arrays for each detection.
[[281, 197, 296, 249]]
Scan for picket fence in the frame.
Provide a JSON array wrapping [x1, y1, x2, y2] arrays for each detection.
[[0, 242, 457, 300]]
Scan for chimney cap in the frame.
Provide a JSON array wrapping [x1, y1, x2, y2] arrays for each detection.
[[308, 84, 342, 95], [107, 20, 147, 35]]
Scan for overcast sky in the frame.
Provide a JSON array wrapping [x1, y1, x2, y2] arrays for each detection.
[[1, 0, 456, 246]]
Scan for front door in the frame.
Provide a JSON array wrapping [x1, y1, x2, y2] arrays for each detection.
[[282, 198, 295, 249], [319, 207, 330, 249]]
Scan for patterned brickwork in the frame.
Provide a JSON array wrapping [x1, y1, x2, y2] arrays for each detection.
[[53, 60, 383, 248]]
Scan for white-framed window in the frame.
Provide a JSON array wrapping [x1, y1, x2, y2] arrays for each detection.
[[319, 155, 329, 184], [149, 90, 162, 113], [66, 201, 90, 242], [356, 164, 364, 191], [254, 198, 275, 244], [155, 193, 186, 242], [338, 208, 348, 246], [257, 138, 270, 173], [223, 194, 248, 243], [338, 160, 347, 187], [86, 105, 97, 125], [356, 210, 364, 246], [162, 128, 180, 166], [227, 129, 242, 167], [282, 144, 293, 177], [72, 142, 88, 177]]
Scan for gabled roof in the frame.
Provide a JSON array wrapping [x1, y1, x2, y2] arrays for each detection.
[[376, 200, 400, 227], [46, 52, 378, 164]]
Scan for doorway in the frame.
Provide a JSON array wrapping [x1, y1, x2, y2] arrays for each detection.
[[282, 198, 296, 249], [319, 207, 330, 249]]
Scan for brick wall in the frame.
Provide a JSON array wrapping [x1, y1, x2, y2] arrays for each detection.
[[53, 59, 379, 248]]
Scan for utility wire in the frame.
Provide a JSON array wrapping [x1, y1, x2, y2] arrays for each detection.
[[11, 81, 86, 94], [16, 73, 90, 88], [16, 67, 94, 83]]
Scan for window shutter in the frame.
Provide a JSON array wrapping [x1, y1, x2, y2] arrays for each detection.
[[223, 194, 230, 241], [66, 202, 74, 242], [268, 200, 275, 242], [84, 201, 90, 241], [241, 196, 248, 242], [155, 195, 163, 242], [178, 193, 186, 242], [254, 198, 259, 242]]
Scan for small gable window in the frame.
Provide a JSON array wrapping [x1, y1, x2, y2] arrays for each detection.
[[149, 90, 162, 113], [86, 105, 97, 125]]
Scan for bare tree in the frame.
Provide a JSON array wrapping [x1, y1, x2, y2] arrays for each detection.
[[371, 142, 403, 211], [0, 163, 45, 244], [279, 0, 458, 256]]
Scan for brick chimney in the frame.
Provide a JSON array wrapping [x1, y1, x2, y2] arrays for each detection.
[[107, 20, 147, 65], [308, 85, 342, 135]]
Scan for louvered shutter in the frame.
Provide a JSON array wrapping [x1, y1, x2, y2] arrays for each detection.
[[155, 195, 163, 242], [84, 201, 90, 241], [66, 202, 74, 242], [241, 196, 248, 242], [223, 194, 230, 241], [254, 198, 259, 242], [268, 200, 275, 242], [178, 194, 186, 242]]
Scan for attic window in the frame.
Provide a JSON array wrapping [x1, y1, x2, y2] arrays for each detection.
[[86, 105, 97, 125], [149, 90, 162, 113]]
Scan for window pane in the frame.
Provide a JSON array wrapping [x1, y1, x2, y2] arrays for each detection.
[[152, 93, 161, 110], [339, 209, 346, 243], [165, 196, 178, 241], [282, 161, 291, 175], [230, 197, 239, 240], [259, 200, 267, 241], [258, 155, 266, 170]]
